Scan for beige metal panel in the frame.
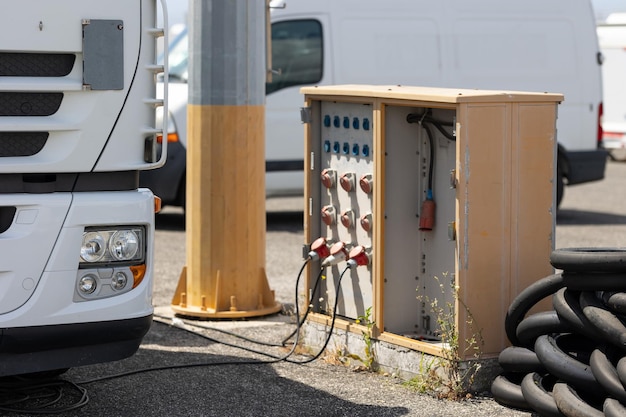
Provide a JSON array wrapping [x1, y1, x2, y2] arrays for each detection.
[[372, 99, 385, 335], [456, 103, 512, 358], [455, 102, 556, 358], [303, 98, 318, 246], [509, 103, 556, 310], [301, 85, 563, 104]]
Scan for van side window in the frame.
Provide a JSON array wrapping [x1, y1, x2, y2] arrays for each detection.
[[266, 19, 323, 95]]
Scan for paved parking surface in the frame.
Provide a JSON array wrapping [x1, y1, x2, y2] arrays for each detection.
[[4, 160, 626, 416]]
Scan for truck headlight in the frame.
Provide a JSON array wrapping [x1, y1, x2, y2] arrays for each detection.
[[110, 230, 140, 261], [111, 271, 128, 290], [75, 226, 147, 301], [80, 227, 145, 266], [78, 274, 98, 294], [80, 232, 106, 262]]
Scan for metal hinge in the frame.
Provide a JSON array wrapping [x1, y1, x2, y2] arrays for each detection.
[[300, 107, 312, 124]]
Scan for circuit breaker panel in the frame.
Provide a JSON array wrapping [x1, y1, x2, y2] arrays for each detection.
[[302, 85, 562, 359]]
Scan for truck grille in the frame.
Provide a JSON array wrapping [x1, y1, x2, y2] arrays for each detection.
[[0, 132, 48, 157], [0, 53, 75, 77], [0, 93, 63, 116], [0, 54, 69, 160]]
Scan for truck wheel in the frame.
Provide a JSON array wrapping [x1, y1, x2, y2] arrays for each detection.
[[177, 175, 186, 212], [20, 368, 69, 379]]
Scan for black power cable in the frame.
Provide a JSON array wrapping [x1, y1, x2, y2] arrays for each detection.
[[407, 112, 435, 194], [406, 111, 456, 142], [151, 258, 326, 351], [144, 263, 351, 368], [76, 263, 353, 389], [153, 258, 323, 349], [406, 111, 456, 227], [282, 266, 326, 346], [0, 258, 347, 414], [422, 123, 435, 194]]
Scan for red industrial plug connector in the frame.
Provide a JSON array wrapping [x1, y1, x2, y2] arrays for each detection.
[[348, 245, 370, 267], [322, 241, 349, 266], [308, 237, 330, 261], [419, 190, 435, 231]]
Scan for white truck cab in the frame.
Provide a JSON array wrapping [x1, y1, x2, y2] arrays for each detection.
[[0, 0, 166, 376], [141, 0, 606, 208]]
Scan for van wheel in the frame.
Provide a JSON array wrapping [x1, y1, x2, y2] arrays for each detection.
[[556, 163, 564, 207], [609, 149, 626, 162]]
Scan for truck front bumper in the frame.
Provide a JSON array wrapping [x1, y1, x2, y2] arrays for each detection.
[[0, 315, 152, 377]]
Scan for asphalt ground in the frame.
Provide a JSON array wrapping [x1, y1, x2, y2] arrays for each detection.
[[4, 159, 626, 416]]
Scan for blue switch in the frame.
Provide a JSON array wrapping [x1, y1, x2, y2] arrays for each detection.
[[333, 116, 340, 128], [323, 115, 331, 127], [363, 118, 370, 131]]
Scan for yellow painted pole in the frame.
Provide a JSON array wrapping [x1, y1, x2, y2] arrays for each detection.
[[171, 0, 280, 318]]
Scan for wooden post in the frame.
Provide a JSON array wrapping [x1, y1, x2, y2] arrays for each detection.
[[171, 0, 281, 318]]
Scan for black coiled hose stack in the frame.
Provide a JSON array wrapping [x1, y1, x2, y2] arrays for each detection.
[[492, 248, 626, 417]]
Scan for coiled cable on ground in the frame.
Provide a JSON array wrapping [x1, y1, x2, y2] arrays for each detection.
[[0, 375, 88, 415], [492, 247, 626, 416]]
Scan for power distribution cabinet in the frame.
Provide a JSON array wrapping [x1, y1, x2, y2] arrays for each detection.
[[301, 85, 562, 359]]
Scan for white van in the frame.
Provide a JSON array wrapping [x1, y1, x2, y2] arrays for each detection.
[[597, 13, 626, 160], [141, 0, 606, 208]]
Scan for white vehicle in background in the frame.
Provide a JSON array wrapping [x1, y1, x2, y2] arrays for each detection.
[[597, 13, 626, 160], [0, 0, 166, 376], [591, 0, 626, 22], [141, 0, 606, 208]]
